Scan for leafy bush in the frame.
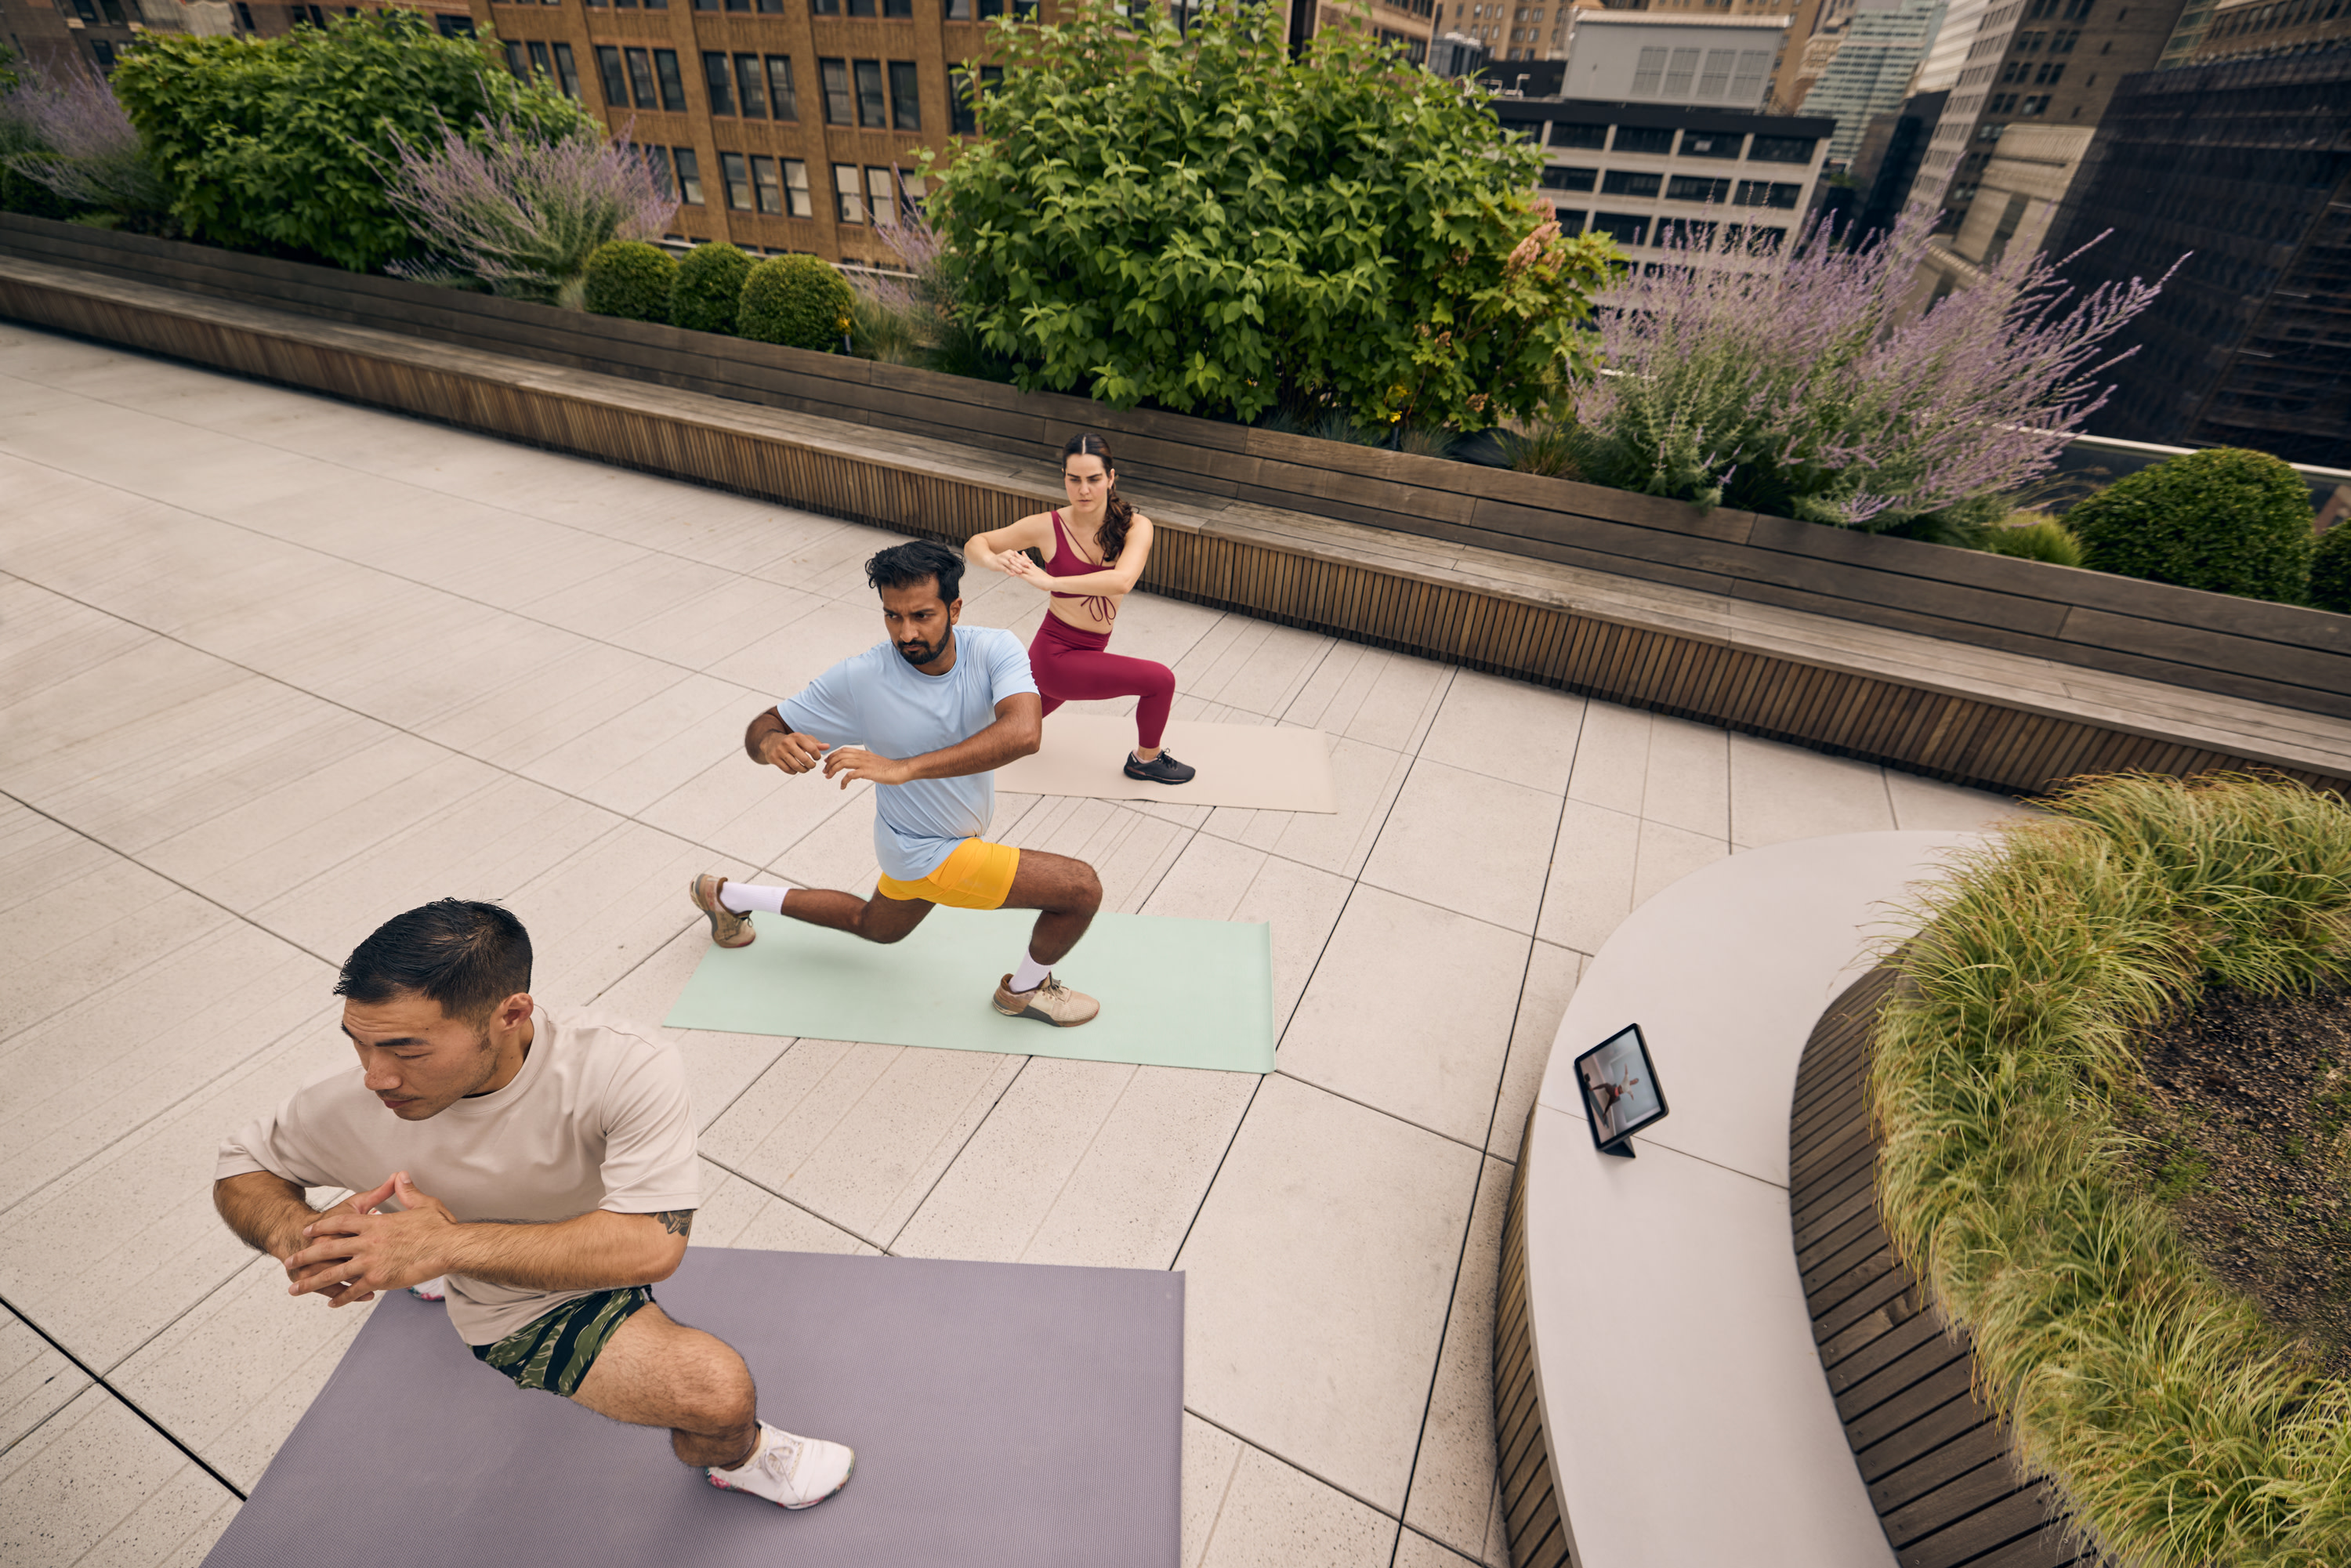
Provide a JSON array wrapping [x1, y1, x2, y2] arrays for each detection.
[[1878, 773, 2351, 1568], [2069, 447, 2315, 601], [1976, 512, 2085, 567], [925, 0, 1616, 429], [1572, 209, 2174, 529], [739, 253, 854, 351], [113, 12, 590, 273], [584, 239, 677, 322], [0, 63, 171, 230], [670, 241, 750, 335], [382, 117, 672, 307], [2311, 521, 2351, 615]]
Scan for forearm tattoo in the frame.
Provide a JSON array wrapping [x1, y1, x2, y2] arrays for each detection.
[[653, 1209, 694, 1238]]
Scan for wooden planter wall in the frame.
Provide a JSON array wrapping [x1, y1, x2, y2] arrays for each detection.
[[1791, 970, 2112, 1568]]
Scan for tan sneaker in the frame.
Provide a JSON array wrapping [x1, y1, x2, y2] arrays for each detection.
[[993, 973, 1100, 1027], [689, 874, 756, 949]]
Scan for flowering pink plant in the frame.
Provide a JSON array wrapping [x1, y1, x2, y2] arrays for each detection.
[[382, 116, 675, 306], [1571, 208, 2179, 531]]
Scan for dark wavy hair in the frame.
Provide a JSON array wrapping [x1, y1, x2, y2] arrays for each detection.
[[866, 538, 965, 604], [335, 900, 533, 1023], [1062, 433, 1134, 564]]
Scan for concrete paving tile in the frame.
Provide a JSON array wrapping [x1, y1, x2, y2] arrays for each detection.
[[0, 574, 155, 712], [421, 638, 694, 772], [1396, 1526, 1487, 1568], [762, 785, 888, 894], [1176, 1074, 1480, 1515], [0, 1305, 88, 1453], [1281, 643, 1452, 753], [0, 629, 252, 784], [0, 800, 114, 921], [1632, 817, 1733, 908], [994, 795, 1193, 914], [1194, 1441, 1401, 1568], [1139, 832, 1352, 1034], [600, 570, 828, 672], [637, 743, 876, 871], [1639, 713, 1730, 838], [0, 1386, 242, 1568], [107, 1253, 379, 1492], [0, 855, 224, 1045], [1172, 616, 1336, 721], [1885, 769, 2040, 835], [1727, 733, 1897, 849], [700, 1041, 1025, 1245], [579, 926, 795, 1133], [1418, 669, 1587, 796], [1202, 733, 1414, 881], [516, 671, 766, 817], [690, 1158, 871, 1253], [1401, 1156, 1511, 1563], [1360, 759, 1560, 935], [1563, 699, 1651, 817], [502, 817, 746, 1008], [1488, 942, 1584, 1161], [0, 1011, 349, 1371], [1278, 886, 1528, 1146], [1183, 1413, 1245, 1568], [1534, 799, 1639, 958], [0, 922, 328, 1215], [744, 517, 906, 597], [701, 596, 883, 693], [1018, 1065, 1259, 1270]]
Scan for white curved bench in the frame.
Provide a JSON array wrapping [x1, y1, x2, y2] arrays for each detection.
[[1504, 831, 1981, 1568]]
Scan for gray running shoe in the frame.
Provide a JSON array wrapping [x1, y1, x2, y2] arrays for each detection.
[[992, 973, 1101, 1027]]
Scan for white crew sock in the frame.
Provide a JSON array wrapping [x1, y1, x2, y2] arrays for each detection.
[[719, 881, 789, 916], [1009, 951, 1052, 994]]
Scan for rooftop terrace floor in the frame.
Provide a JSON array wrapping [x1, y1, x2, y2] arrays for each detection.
[[0, 324, 2037, 1568]]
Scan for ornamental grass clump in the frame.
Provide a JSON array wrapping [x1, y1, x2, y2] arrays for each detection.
[[1572, 208, 2175, 531], [1876, 773, 2351, 1567], [383, 118, 674, 308], [0, 63, 171, 230]]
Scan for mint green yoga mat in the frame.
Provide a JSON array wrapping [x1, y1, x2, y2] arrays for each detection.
[[665, 908, 1276, 1073]]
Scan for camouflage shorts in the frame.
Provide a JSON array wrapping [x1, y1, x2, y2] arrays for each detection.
[[470, 1286, 654, 1397]]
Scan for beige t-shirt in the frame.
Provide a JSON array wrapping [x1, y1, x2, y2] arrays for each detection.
[[216, 1005, 699, 1346]]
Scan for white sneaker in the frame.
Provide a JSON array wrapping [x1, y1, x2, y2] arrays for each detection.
[[708, 1420, 855, 1509], [408, 1276, 447, 1302]]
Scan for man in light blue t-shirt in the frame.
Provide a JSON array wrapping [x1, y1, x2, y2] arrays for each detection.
[[687, 540, 1106, 1027]]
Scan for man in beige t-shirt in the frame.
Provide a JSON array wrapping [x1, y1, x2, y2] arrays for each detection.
[[214, 899, 853, 1512]]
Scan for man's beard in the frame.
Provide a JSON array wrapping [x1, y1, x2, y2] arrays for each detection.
[[895, 631, 948, 665]]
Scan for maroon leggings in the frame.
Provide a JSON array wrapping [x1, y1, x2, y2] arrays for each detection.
[[1028, 613, 1176, 748]]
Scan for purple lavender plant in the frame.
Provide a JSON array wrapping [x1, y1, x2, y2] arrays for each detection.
[[1571, 207, 2178, 530], [0, 63, 171, 227], [382, 117, 676, 307]]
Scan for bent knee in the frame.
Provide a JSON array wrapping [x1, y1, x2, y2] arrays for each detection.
[[1143, 664, 1176, 700], [1071, 864, 1104, 911]]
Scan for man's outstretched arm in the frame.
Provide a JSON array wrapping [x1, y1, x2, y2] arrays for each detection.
[[823, 693, 1041, 788], [216, 1169, 338, 1264]]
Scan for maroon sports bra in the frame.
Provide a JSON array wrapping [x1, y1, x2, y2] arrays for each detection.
[[1045, 509, 1117, 624]]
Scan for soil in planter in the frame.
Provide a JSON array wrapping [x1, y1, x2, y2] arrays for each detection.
[[2117, 983, 2351, 1376]]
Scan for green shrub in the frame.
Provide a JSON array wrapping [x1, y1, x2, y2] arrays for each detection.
[[584, 239, 677, 322], [738, 253, 853, 351], [670, 241, 751, 335], [1976, 512, 2085, 568], [2310, 521, 2351, 615], [1878, 773, 2351, 1568], [2069, 447, 2315, 601], [112, 12, 589, 273]]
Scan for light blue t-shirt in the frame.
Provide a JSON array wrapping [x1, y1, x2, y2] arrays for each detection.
[[777, 626, 1039, 882]]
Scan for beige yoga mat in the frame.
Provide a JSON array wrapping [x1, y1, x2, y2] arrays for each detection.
[[998, 714, 1339, 812]]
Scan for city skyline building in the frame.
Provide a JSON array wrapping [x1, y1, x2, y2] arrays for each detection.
[[1796, 0, 1943, 162]]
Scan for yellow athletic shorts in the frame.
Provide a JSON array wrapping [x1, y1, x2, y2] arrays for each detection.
[[875, 837, 1020, 910]]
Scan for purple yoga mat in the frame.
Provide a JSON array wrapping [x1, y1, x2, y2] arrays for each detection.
[[203, 1248, 1183, 1568]]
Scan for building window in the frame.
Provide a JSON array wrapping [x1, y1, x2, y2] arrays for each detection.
[[654, 49, 687, 110], [1733, 179, 1802, 208], [1657, 217, 1718, 248], [867, 165, 900, 225], [821, 59, 853, 124], [704, 52, 737, 114], [1612, 126, 1675, 155], [435, 13, 474, 36], [1549, 121, 1607, 148], [505, 42, 527, 78], [951, 63, 1001, 134], [1593, 212, 1651, 245], [1666, 175, 1731, 201], [596, 45, 628, 107], [624, 48, 658, 110], [720, 152, 754, 210], [1601, 170, 1662, 197], [552, 42, 581, 98], [751, 154, 783, 213], [1679, 130, 1743, 158], [643, 145, 675, 197], [885, 0, 913, 13], [947, 0, 972, 13], [783, 158, 813, 217], [889, 61, 921, 130], [527, 41, 553, 78], [737, 54, 767, 117], [834, 162, 866, 223], [2018, 92, 2049, 114], [1539, 165, 1597, 191], [812, 0, 841, 11], [1746, 134, 1815, 163], [674, 147, 706, 205], [1723, 223, 1785, 250], [854, 60, 887, 126]]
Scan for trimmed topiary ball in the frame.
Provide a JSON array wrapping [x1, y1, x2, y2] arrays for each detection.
[[671, 241, 752, 335], [583, 240, 677, 323], [2069, 447, 2316, 603], [2310, 520, 2351, 615], [738, 253, 856, 353]]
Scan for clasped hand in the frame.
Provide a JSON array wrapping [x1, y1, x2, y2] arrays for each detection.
[[759, 731, 909, 789], [284, 1171, 453, 1308]]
